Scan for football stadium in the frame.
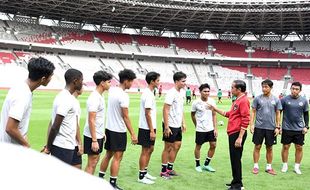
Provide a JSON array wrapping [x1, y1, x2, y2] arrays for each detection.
[[0, 0, 310, 190]]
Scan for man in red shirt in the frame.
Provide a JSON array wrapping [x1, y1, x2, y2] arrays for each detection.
[[209, 80, 250, 190]]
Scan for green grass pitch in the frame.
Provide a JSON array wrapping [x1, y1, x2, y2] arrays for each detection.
[[0, 89, 309, 190]]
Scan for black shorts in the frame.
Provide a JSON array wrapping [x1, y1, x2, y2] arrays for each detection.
[[104, 129, 127, 151], [83, 136, 104, 155], [281, 130, 305, 145], [72, 146, 82, 165], [195, 131, 217, 145], [162, 123, 182, 143], [138, 128, 156, 148], [218, 97, 222, 100], [186, 96, 191, 101], [50, 145, 74, 165], [252, 128, 277, 146]]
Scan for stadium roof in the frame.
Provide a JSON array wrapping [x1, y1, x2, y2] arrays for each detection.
[[0, 0, 310, 35]]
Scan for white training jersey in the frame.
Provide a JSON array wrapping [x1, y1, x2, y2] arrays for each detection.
[[83, 90, 106, 139], [106, 87, 129, 133], [0, 82, 32, 144], [164, 87, 185, 128], [139, 88, 156, 130], [191, 98, 216, 132], [52, 89, 77, 150]]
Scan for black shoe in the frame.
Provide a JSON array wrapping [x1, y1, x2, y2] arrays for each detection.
[[228, 187, 241, 190], [226, 183, 244, 190], [112, 184, 123, 190]]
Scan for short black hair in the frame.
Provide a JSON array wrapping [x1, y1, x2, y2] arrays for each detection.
[[28, 57, 55, 81], [145, 71, 160, 84], [118, 69, 136, 83], [64, 69, 83, 85], [291, 81, 302, 90], [93, 71, 113, 85], [173, 71, 187, 82], [261, 79, 273, 88], [233, 80, 246, 92], [199, 83, 210, 92]]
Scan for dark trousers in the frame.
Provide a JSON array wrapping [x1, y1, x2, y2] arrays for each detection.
[[228, 131, 247, 188]]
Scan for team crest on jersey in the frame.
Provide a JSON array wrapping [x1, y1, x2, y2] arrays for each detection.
[[233, 104, 238, 111], [299, 102, 304, 106], [271, 100, 276, 105]]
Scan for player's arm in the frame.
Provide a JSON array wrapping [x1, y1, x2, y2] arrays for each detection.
[[249, 109, 256, 134], [46, 114, 64, 152], [303, 111, 309, 134], [121, 107, 137, 144], [182, 113, 186, 133], [76, 115, 83, 155], [274, 110, 281, 136], [212, 109, 218, 138], [191, 112, 197, 127], [235, 101, 250, 147], [145, 108, 155, 141], [210, 105, 228, 117], [41, 120, 52, 152], [88, 111, 99, 152], [5, 117, 29, 147], [163, 103, 172, 137]]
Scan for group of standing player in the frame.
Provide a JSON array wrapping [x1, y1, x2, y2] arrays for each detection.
[[0, 57, 309, 190]]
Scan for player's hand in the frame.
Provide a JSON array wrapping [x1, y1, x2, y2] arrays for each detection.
[[250, 125, 254, 134], [41, 146, 50, 154], [205, 103, 214, 111], [302, 127, 308, 135], [150, 130, 156, 141], [164, 127, 172, 138], [235, 137, 243, 148], [131, 134, 138, 145], [214, 129, 218, 138], [102, 134, 107, 143], [78, 144, 83, 156], [91, 141, 99, 152], [182, 125, 186, 133], [274, 128, 280, 137]]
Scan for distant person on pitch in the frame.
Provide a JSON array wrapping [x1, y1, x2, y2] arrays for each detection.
[[158, 85, 163, 98], [191, 83, 217, 173], [250, 79, 282, 175], [137, 72, 160, 185], [84, 71, 112, 174], [186, 87, 192, 104], [0, 57, 55, 147], [217, 89, 223, 103]]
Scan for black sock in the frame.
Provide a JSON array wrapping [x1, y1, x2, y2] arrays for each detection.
[[204, 157, 211, 166], [161, 164, 167, 173], [167, 162, 173, 170], [99, 171, 105, 178], [195, 159, 200, 167], [110, 176, 117, 186], [139, 170, 147, 180]]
